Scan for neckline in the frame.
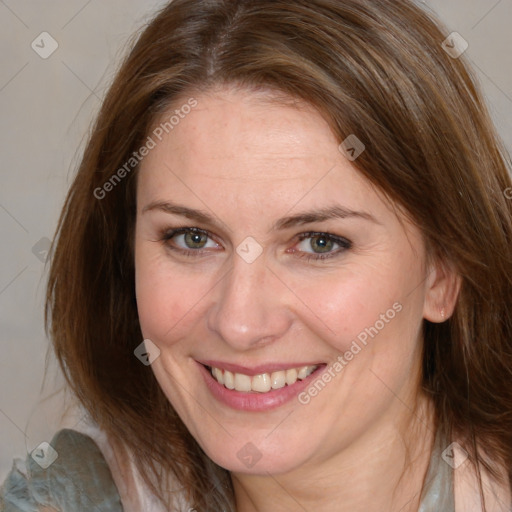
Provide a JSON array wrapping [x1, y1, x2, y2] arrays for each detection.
[[418, 426, 455, 512]]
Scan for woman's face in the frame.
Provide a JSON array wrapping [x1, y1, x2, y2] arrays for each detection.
[[134, 86, 440, 475]]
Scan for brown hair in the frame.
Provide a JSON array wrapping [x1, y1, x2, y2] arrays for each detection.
[[45, 0, 512, 509]]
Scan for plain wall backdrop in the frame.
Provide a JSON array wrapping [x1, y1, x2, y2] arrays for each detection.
[[1, 0, 511, 480]]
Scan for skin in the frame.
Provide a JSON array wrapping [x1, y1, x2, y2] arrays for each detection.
[[134, 85, 461, 511]]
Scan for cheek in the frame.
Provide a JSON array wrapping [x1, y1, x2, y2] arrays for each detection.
[[286, 258, 413, 353], [134, 242, 208, 344]]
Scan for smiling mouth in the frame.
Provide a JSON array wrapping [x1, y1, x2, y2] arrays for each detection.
[[205, 364, 319, 393]]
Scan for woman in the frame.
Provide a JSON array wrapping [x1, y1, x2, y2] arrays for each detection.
[[2, 0, 512, 510]]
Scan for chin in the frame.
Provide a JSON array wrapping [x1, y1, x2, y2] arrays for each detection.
[[202, 436, 315, 476]]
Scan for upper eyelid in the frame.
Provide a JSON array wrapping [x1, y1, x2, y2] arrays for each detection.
[[296, 231, 350, 243], [162, 227, 210, 238], [294, 233, 352, 253], [163, 227, 222, 246]]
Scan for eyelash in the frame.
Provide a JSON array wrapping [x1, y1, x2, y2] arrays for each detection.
[[159, 227, 352, 261]]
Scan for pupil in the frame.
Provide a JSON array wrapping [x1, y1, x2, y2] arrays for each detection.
[[185, 231, 206, 248], [312, 236, 332, 253]]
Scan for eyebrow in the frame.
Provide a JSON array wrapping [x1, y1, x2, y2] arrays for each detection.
[[141, 200, 380, 230]]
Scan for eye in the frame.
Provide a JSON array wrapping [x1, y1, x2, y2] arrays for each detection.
[[159, 227, 351, 261], [293, 232, 351, 260], [161, 227, 220, 254]]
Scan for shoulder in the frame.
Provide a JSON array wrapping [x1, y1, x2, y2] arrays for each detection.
[[453, 444, 511, 512], [1, 428, 123, 512]]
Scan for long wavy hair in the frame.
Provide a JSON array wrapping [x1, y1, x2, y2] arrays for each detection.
[[45, 0, 512, 509]]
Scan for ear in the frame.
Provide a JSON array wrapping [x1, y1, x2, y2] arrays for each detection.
[[423, 258, 462, 323]]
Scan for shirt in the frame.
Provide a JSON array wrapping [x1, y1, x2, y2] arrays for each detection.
[[0, 421, 455, 512]]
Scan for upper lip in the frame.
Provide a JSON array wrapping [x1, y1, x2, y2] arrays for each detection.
[[197, 360, 325, 376]]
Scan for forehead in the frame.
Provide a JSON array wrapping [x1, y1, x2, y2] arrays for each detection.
[[158, 89, 336, 169], [136, 87, 389, 224]]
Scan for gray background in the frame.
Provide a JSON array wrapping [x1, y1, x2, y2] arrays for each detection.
[[1, 0, 511, 479]]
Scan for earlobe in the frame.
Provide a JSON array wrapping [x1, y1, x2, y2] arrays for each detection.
[[423, 260, 462, 323]]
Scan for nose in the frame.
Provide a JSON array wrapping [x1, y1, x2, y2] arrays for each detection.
[[206, 252, 293, 351]]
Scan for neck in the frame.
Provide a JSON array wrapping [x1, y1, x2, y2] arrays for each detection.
[[231, 394, 436, 512]]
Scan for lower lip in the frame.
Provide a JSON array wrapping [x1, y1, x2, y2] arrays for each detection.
[[197, 362, 325, 412]]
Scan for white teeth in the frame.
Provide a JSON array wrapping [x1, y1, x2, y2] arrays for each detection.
[[209, 365, 318, 393], [297, 366, 308, 379], [286, 368, 297, 385], [224, 370, 235, 390], [298, 366, 316, 379], [234, 373, 252, 392], [212, 367, 224, 385], [271, 371, 286, 390], [252, 373, 271, 393]]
